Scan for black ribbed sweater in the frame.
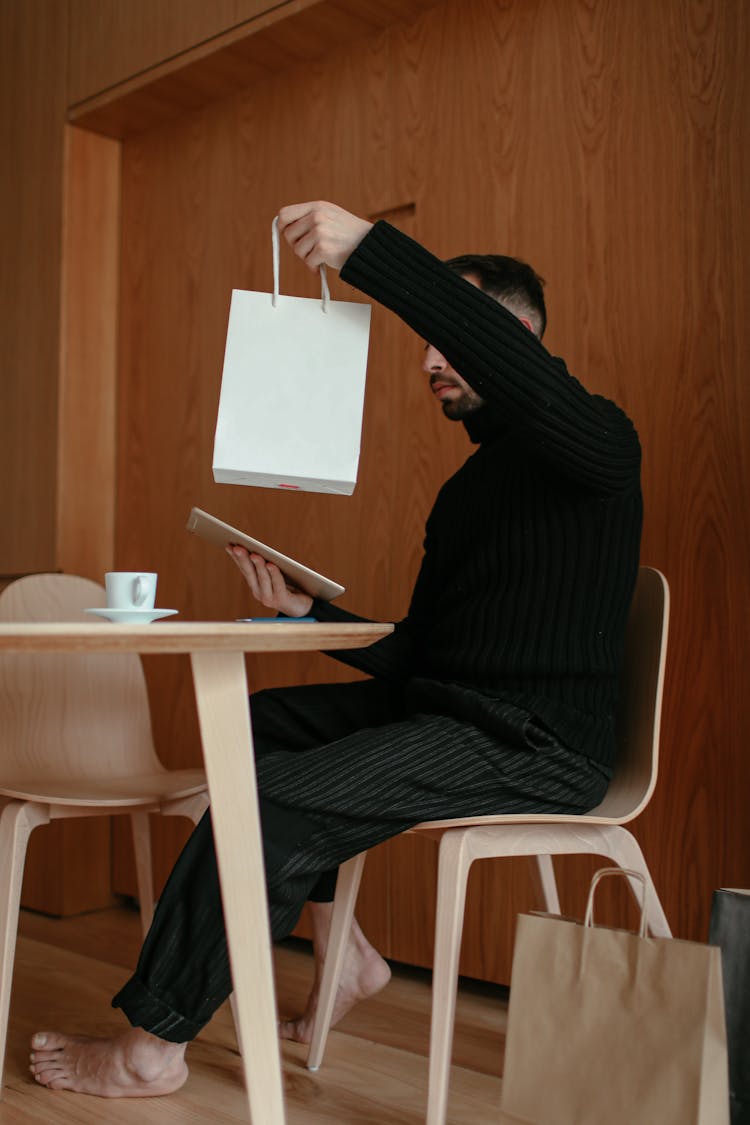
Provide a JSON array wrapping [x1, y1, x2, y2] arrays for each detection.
[[311, 221, 642, 767]]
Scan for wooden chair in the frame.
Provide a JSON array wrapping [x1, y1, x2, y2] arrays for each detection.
[[0, 573, 209, 1089], [306, 566, 672, 1125]]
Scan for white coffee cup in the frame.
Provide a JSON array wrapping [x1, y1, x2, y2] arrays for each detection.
[[105, 572, 158, 611]]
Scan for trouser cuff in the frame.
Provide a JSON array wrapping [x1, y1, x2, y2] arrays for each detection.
[[112, 975, 209, 1043]]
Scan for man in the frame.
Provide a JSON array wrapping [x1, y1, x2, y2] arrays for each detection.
[[29, 201, 641, 1097]]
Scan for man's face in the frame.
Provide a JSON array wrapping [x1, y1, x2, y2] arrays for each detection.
[[423, 344, 484, 420], [423, 271, 535, 420], [422, 271, 484, 421]]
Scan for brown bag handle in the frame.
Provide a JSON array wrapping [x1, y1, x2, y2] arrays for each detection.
[[584, 867, 648, 937]]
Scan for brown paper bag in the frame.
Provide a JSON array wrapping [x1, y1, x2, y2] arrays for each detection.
[[500, 868, 730, 1125]]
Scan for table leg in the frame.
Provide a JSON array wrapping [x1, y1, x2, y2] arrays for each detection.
[[190, 651, 285, 1124]]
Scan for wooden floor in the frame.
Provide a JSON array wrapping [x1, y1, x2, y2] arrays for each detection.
[[1, 904, 508, 1122]]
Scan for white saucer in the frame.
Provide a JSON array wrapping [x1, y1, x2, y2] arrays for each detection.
[[85, 608, 179, 625]]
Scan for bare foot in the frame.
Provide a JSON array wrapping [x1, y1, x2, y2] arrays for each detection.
[[29, 1027, 188, 1097], [279, 905, 391, 1044]]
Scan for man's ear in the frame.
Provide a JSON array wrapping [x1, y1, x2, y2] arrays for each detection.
[[519, 316, 534, 333]]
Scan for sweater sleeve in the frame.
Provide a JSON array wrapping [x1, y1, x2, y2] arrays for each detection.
[[341, 221, 640, 495], [310, 597, 419, 682]]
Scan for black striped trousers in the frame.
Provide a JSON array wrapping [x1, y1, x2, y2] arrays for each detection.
[[112, 678, 610, 1041]]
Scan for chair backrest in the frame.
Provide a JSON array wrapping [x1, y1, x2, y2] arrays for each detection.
[[0, 573, 163, 781], [414, 566, 670, 833], [588, 565, 670, 822]]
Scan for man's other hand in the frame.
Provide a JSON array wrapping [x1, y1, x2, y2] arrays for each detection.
[[227, 545, 314, 618], [277, 202, 373, 271]]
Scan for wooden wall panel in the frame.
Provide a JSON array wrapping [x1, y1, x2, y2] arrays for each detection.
[[111, 0, 749, 982], [67, 0, 444, 140], [0, 0, 67, 573], [67, 0, 283, 105], [21, 125, 123, 918], [0, 3, 122, 916], [57, 126, 120, 582]]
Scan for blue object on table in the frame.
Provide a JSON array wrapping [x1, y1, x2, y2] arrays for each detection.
[[235, 617, 318, 623]]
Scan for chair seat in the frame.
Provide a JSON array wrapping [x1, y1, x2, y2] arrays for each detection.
[[411, 809, 617, 832], [0, 768, 207, 807]]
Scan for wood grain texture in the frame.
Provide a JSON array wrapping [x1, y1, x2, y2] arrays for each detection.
[[0, 0, 67, 573], [67, 0, 302, 105], [9, 908, 507, 1122], [0, 9, 113, 919], [20, 818, 115, 918], [56, 126, 120, 582], [68, 0, 444, 138], [17, 902, 510, 1076], [102, 0, 750, 982], [0, 622, 392, 654]]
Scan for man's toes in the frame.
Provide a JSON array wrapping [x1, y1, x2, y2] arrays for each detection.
[[30, 1058, 57, 1076], [43, 1075, 71, 1091], [32, 1031, 72, 1052], [32, 1065, 65, 1086], [31, 1059, 64, 1075], [30, 1048, 62, 1065], [31, 1031, 55, 1049]]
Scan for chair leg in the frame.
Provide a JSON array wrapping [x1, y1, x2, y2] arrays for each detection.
[[600, 827, 672, 937], [131, 797, 210, 940], [530, 854, 561, 914], [229, 992, 243, 1057], [0, 801, 49, 1096], [306, 852, 367, 1071], [426, 829, 474, 1125], [130, 812, 155, 937]]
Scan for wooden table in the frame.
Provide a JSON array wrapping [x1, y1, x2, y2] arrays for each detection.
[[0, 620, 392, 1123]]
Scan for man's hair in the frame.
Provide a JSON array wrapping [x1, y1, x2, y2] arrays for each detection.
[[444, 253, 547, 339]]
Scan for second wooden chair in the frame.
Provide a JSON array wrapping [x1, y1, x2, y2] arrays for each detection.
[[0, 573, 209, 1093]]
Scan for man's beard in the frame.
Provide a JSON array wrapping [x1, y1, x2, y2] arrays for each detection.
[[440, 389, 484, 420]]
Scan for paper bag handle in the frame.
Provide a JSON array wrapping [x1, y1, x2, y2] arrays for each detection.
[[271, 216, 330, 313], [584, 867, 648, 937]]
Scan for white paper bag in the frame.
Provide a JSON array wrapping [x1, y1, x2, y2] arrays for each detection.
[[212, 218, 372, 494]]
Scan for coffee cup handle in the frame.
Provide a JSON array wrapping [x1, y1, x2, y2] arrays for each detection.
[[133, 576, 149, 607]]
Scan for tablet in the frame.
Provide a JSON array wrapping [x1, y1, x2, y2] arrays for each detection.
[[186, 507, 345, 601]]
